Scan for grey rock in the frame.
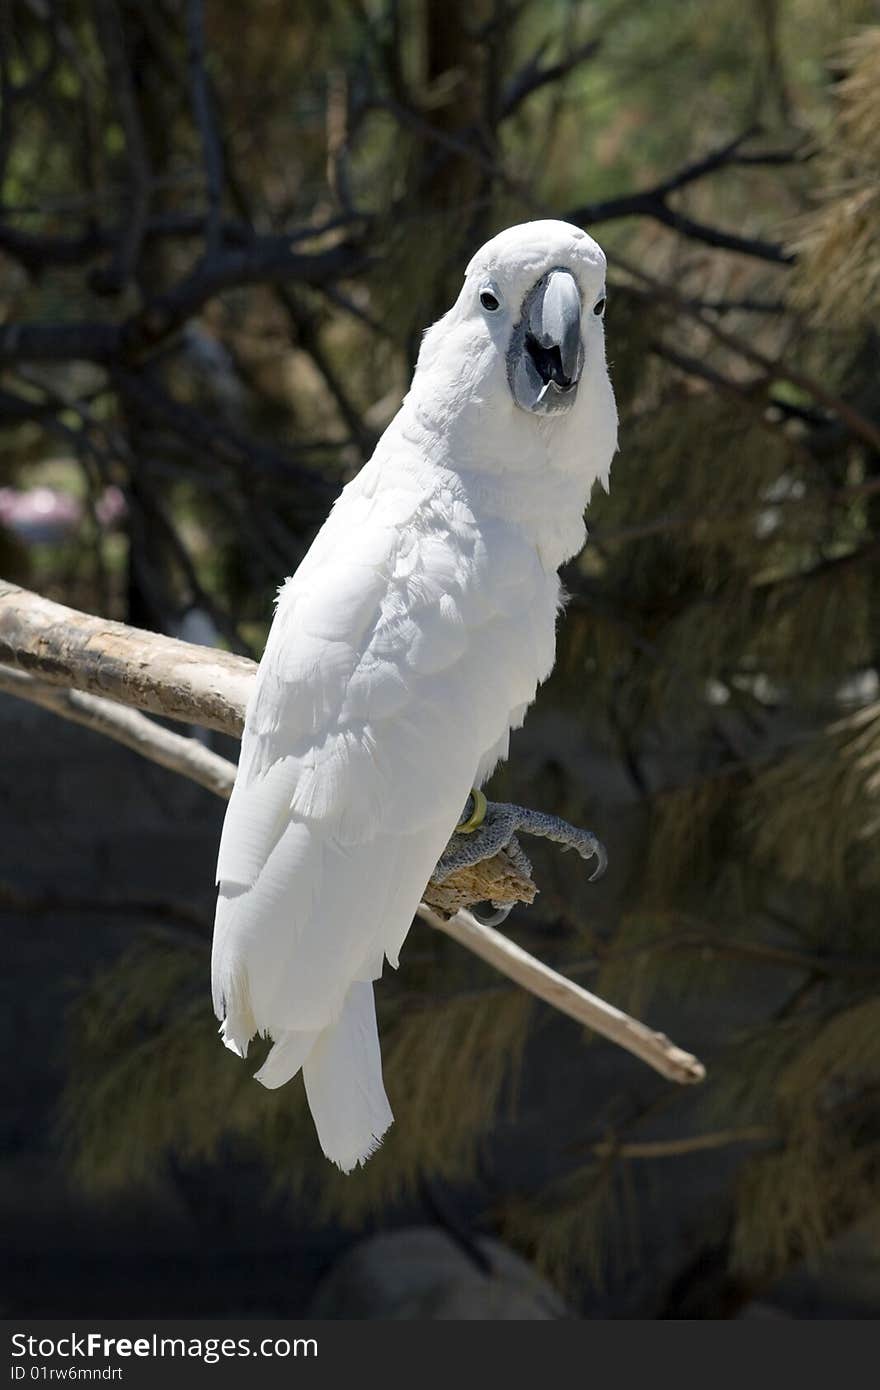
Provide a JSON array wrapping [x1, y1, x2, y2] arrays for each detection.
[[308, 1227, 570, 1320]]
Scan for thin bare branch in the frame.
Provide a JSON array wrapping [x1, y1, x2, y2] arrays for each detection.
[[0, 236, 370, 367], [500, 37, 601, 118], [417, 905, 705, 1085], [93, 0, 152, 292], [591, 1126, 772, 1160], [567, 128, 800, 264], [0, 664, 235, 798], [185, 0, 225, 257], [615, 255, 880, 455]]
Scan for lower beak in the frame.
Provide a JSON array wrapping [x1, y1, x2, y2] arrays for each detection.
[[525, 268, 583, 391]]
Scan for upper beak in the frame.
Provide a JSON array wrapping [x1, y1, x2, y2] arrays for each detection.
[[526, 268, 583, 391]]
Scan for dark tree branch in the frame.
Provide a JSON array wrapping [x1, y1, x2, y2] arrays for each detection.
[[0, 212, 359, 274], [0, 321, 120, 366], [567, 128, 800, 264], [185, 0, 225, 257], [113, 368, 335, 502], [650, 126, 763, 195], [0, 235, 370, 367], [274, 285, 377, 460], [500, 37, 601, 119], [119, 236, 372, 356], [93, 0, 152, 293], [615, 260, 880, 454]]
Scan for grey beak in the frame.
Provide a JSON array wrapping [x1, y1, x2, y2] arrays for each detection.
[[527, 268, 583, 390]]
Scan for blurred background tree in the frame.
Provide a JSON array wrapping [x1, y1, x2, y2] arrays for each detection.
[[2, 0, 880, 1317]]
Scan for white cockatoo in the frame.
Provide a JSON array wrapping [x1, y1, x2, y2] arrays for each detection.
[[212, 219, 618, 1171]]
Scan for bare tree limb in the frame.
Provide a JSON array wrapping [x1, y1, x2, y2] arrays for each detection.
[[185, 0, 225, 257], [0, 213, 321, 274], [120, 236, 371, 357], [112, 368, 336, 502], [0, 237, 370, 366], [500, 37, 601, 118], [417, 905, 705, 1085], [0, 580, 253, 734], [590, 1126, 772, 1160], [0, 321, 120, 367], [567, 128, 800, 264], [0, 579, 705, 1087], [615, 255, 880, 455], [93, 0, 152, 292], [0, 664, 235, 798]]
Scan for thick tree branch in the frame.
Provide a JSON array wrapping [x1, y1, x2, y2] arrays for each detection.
[[0, 580, 253, 734], [0, 321, 120, 367], [119, 235, 371, 358], [0, 579, 705, 1087]]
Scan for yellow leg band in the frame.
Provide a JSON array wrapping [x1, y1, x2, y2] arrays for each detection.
[[457, 787, 488, 834]]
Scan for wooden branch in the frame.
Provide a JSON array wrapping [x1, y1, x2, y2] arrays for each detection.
[[0, 665, 235, 799], [0, 579, 706, 1086], [0, 213, 253, 273], [417, 906, 705, 1086], [0, 580, 253, 735], [422, 848, 535, 915]]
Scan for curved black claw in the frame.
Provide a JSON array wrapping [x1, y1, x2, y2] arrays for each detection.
[[556, 826, 607, 881], [588, 836, 608, 882], [470, 901, 514, 927]]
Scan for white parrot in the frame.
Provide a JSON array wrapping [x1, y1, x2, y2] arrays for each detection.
[[212, 219, 618, 1171]]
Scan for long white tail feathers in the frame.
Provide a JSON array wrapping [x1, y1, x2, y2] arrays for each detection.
[[246, 981, 393, 1173]]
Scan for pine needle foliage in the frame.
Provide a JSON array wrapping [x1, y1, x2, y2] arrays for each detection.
[[748, 700, 880, 888], [792, 29, 880, 325]]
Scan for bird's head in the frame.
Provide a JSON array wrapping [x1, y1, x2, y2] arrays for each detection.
[[404, 221, 616, 495], [462, 219, 608, 418]]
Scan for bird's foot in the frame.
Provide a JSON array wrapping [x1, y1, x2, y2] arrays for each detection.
[[508, 806, 607, 882], [432, 796, 525, 882], [431, 794, 606, 887]]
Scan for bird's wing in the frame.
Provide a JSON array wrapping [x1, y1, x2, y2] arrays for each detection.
[[212, 456, 552, 1045]]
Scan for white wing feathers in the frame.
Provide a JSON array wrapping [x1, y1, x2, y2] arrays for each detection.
[[212, 454, 555, 1169]]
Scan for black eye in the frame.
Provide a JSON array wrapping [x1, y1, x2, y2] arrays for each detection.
[[480, 290, 500, 312], [593, 296, 606, 316]]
